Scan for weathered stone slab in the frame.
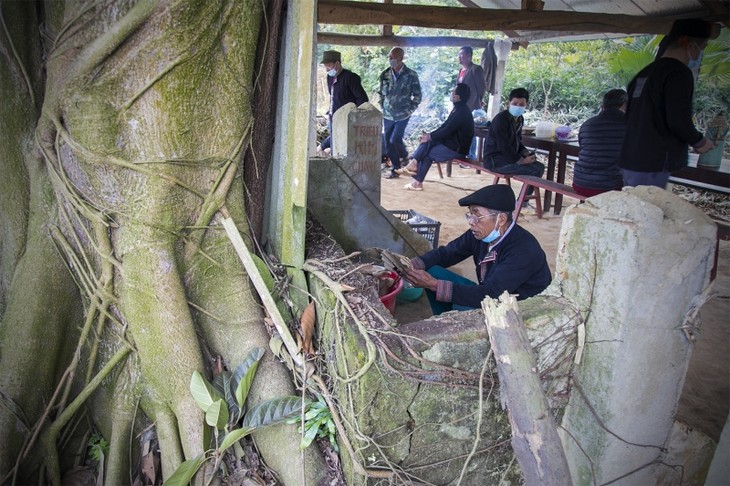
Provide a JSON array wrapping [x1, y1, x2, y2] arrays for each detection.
[[553, 186, 717, 485]]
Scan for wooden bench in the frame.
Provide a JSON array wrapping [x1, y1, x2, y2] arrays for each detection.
[[512, 175, 587, 222], [450, 159, 513, 186]]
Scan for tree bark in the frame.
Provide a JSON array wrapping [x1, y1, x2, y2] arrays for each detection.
[[483, 292, 573, 486], [0, 0, 326, 483]]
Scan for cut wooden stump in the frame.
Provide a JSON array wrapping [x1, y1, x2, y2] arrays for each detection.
[[483, 291, 573, 486]]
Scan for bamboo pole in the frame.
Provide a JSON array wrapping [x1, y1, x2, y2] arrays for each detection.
[[483, 292, 572, 486]]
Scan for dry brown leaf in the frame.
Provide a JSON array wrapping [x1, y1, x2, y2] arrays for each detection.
[[140, 451, 157, 484], [300, 301, 316, 355]]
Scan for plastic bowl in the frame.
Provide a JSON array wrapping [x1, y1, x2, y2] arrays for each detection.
[[396, 286, 424, 303], [555, 125, 572, 140], [379, 272, 404, 316]]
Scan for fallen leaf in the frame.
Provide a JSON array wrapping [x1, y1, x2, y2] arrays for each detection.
[[300, 301, 316, 355]]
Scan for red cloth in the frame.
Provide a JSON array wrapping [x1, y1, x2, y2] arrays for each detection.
[[571, 183, 621, 198]]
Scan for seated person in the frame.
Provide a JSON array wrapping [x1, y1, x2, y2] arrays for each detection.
[[483, 87, 545, 196], [572, 89, 627, 197], [403, 184, 551, 315], [397, 83, 474, 191]]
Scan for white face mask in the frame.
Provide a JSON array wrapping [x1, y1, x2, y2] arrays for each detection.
[[327, 68, 337, 77]]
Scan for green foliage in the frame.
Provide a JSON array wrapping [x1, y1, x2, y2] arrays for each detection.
[[286, 393, 338, 452], [164, 348, 308, 485], [504, 39, 622, 125], [87, 432, 108, 468]]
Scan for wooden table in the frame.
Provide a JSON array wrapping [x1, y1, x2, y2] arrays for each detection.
[[668, 155, 730, 194], [522, 134, 574, 214]]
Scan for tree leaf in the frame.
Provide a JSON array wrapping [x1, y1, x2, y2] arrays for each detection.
[[300, 301, 316, 355], [162, 453, 206, 486], [269, 335, 284, 357], [213, 371, 240, 421], [300, 417, 321, 448], [218, 426, 252, 453], [241, 396, 307, 430], [189, 371, 222, 412], [205, 399, 229, 430], [232, 347, 265, 409]]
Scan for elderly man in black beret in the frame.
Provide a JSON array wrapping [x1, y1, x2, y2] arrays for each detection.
[[403, 184, 551, 315]]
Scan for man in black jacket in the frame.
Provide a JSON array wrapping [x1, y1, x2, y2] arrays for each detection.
[[403, 184, 551, 315], [572, 89, 627, 197], [317, 50, 369, 154], [399, 83, 474, 191], [619, 19, 716, 188], [483, 88, 544, 196]]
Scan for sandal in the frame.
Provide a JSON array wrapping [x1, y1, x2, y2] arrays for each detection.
[[403, 182, 423, 191], [394, 167, 416, 176]]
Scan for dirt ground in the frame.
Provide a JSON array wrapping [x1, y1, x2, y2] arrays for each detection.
[[379, 163, 730, 443]]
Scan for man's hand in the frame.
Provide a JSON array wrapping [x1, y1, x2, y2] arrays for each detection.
[[693, 137, 715, 155], [518, 154, 536, 165], [419, 132, 431, 143], [403, 268, 438, 292]]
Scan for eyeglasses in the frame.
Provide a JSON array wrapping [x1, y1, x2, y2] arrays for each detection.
[[465, 211, 500, 223], [464, 212, 487, 223]]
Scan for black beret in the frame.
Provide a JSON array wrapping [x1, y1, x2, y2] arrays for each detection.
[[668, 19, 719, 39], [458, 184, 515, 212]]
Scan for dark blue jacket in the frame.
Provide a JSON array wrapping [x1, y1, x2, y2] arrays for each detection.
[[416, 224, 551, 308], [574, 108, 626, 190], [429, 100, 474, 154], [327, 69, 369, 117], [484, 109, 527, 168]]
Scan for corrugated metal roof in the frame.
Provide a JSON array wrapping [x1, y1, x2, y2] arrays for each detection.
[[471, 0, 728, 42]]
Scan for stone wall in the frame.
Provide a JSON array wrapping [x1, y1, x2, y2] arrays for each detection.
[[304, 186, 719, 485]]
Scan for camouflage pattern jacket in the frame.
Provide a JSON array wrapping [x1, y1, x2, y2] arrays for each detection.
[[377, 64, 422, 121]]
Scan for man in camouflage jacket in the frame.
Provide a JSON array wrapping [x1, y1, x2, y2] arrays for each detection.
[[378, 47, 422, 178]]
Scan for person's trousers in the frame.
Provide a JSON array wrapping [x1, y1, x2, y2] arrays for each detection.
[[411, 142, 462, 183], [485, 158, 545, 195], [422, 266, 477, 315], [621, 168, 670, 189], [383, 117, 410, 171]]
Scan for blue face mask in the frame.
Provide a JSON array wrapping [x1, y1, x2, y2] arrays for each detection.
[[389, 59, 398, 69], [481, 221, 501, 243], [327, 68, 337, 77], [508, 105, 526, 117], [687, 45, 703, 82]]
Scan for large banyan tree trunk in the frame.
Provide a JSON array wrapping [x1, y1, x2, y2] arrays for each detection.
[[0, 1, 325, 484]]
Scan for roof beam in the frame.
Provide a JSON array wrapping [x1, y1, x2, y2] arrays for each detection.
[[317, 32, 493, 47], [318, 0, 727, 36]]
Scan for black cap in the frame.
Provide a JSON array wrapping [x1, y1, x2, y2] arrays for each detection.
[[458, 185, 515, 212], [668, 19, 719, 39], [320, 50, 341, 64]]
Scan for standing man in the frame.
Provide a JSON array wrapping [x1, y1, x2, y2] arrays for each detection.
[[457, 46, 487, 159], [379, 47, 422, 179], [619, 19, 717, 188], [318, 50, 369, 154]]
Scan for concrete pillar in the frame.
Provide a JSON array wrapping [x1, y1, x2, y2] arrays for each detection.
[[552, 187, 717, 485]]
